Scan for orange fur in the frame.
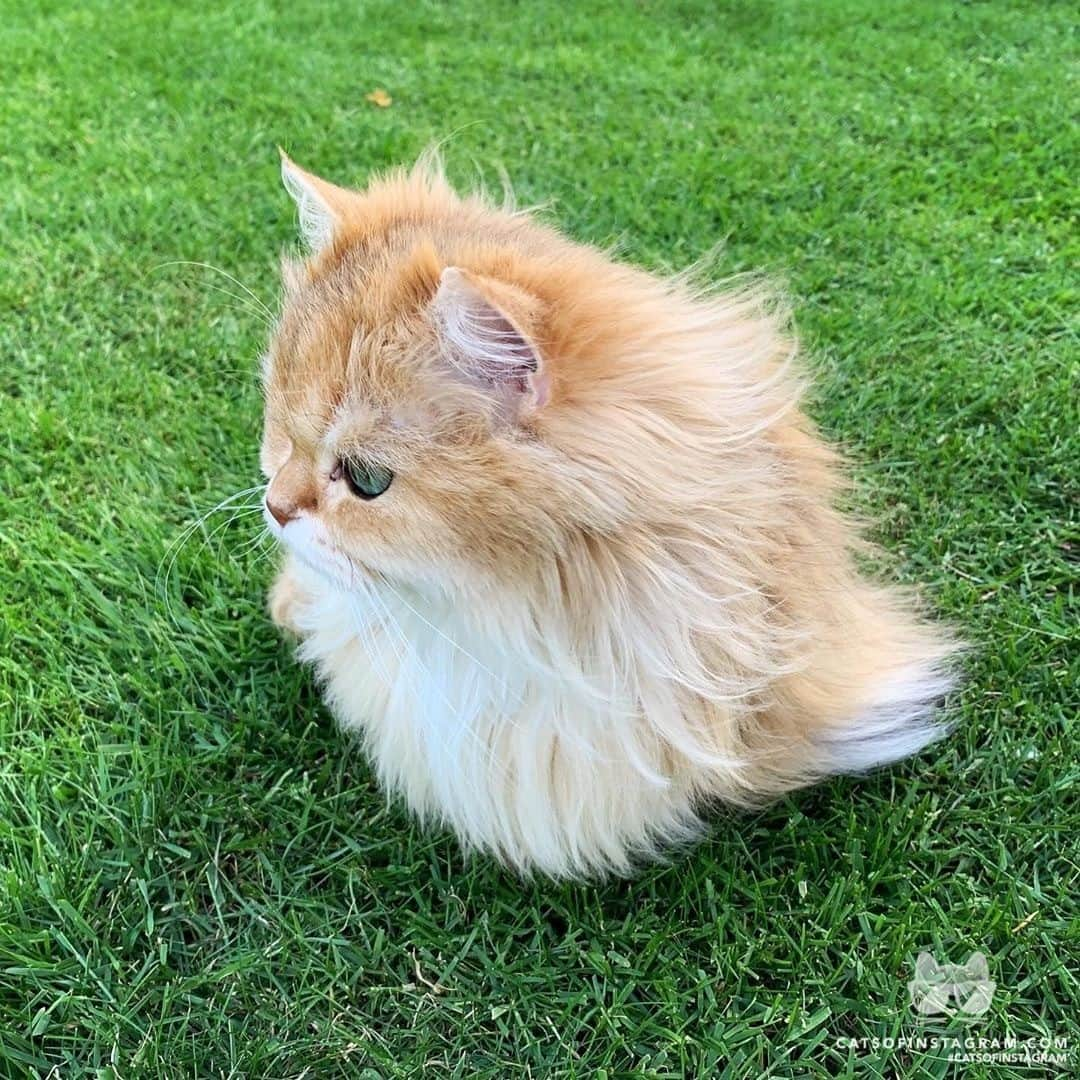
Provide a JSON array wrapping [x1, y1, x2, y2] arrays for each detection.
[[259, 153, 958, 877]]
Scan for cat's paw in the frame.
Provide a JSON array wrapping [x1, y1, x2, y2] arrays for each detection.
[[268, 568, 307, 636]]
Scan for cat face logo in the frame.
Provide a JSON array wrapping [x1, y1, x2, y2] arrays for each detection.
[[908, 952, 995, 1020]]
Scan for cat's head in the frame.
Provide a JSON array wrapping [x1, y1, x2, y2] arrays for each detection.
[[261, 154, 786, 612], [261, 153, 628, 599]]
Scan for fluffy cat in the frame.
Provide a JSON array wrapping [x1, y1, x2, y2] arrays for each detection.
[[260, 151, 957, 878]]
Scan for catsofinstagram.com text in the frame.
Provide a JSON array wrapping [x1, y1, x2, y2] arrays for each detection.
[[835, 1034, 1073, 1067]]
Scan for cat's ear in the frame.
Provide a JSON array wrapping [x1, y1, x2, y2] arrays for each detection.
[[431, 267, 549, 412], [963, 953, 990, 980], [915, 953, 941, 982], [279, 149, 354, 252]]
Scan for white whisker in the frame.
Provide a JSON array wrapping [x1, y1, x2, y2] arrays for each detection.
[[150, 260, 276, 322]]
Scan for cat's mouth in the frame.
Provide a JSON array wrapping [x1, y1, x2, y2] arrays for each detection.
[[265, 509, 364, 589]]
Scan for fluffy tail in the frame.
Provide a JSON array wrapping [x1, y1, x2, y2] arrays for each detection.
[[813, 657, 957, 774], [749, 577, 963, 793]]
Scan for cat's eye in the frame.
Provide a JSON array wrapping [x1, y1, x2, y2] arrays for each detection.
[[341, 458, 393, 499]]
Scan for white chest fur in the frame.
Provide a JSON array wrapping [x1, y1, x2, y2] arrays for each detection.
[[287, 561, 698, 877]]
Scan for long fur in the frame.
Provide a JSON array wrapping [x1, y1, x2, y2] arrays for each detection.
[[259, 154, 959, 878]]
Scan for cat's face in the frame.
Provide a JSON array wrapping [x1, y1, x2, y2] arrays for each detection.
[[261, 155, 607, 598]]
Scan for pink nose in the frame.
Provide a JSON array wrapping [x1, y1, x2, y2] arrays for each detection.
[[266, 498, 295, 528]]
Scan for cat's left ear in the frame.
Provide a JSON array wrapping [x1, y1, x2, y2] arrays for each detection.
[[431, 267, 549, 413], [963, 953, 990, 980], [279, 149, 355, 252]]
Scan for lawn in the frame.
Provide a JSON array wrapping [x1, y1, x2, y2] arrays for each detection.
[[1, 0, 1076, 1075]]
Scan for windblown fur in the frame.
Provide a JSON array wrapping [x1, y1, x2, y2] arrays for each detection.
[[260, 152, 957, 878]]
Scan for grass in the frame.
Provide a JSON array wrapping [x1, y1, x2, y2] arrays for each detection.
[[1, 0, 1076, 1075]]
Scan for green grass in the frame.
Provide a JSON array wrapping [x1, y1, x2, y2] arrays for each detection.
[[1, 0, 1076, 1075]]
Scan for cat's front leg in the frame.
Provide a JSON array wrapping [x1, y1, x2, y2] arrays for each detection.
[[268, 556, 311, 637]]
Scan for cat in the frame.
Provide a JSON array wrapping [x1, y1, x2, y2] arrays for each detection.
[[260, 150, 959, 878], [909, 953, 995, 1018]]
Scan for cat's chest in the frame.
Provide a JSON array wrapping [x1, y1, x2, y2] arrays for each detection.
[[292, 567, 531, 736]]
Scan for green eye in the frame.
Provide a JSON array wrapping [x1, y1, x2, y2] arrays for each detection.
[[342, 458, 393, 499]]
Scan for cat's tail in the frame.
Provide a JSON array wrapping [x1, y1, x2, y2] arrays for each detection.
[[802, 584, 963, 779], [740, 583, 963, 796], [812, 655, 958, 774]]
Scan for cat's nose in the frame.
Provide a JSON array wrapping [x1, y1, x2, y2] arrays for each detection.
[[265, 497, 295, 528]]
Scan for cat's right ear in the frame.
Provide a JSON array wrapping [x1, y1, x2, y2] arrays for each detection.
[[915, 953, 941, 982], [279, 149, 354, 253]]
